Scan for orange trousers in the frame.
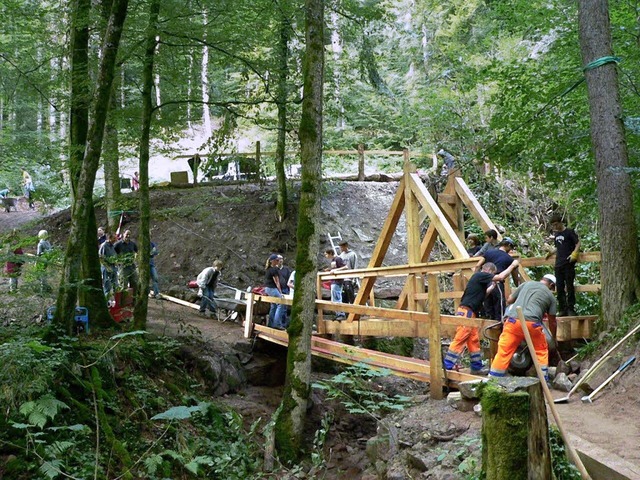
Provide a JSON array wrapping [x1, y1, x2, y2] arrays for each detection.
[[489, 318, 549, 379], [443, 306, 483, 371]]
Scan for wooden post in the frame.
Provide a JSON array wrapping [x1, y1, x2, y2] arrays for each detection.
[[255, 141, 262, 184], [357, 144, 365, 181], [480, 377, 552, 479], [244, 292, 255, 338], [427, 274, 443, 399], [316, 274, 325, 334]]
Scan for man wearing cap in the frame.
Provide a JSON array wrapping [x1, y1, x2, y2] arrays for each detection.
[[443, 262, 519, 375], [338, 240, 358, 304], [489, 274, 557, 381], [475, 237, 520, 321]]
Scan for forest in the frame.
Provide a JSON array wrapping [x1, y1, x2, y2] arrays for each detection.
[[1, 0, 640, 477]]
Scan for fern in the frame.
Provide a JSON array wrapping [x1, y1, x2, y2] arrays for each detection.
[[151, 402, 210, 421], [19, 395, 68, 429], [39, 459, 63, 479]]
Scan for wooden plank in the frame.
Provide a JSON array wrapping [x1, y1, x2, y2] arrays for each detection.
[[321, 317, 498, 337], [443, 171, 465, 242], [244, 292, 255, 338], [160, 293, 199, 310], [317, 273, 325, 334], [518, 252, 601, 267], [556, 316, 597, 341], [453, 273, 465, 310], [415, 291, 463, 300], [405, 166, 423, 315], [254, 294, 293, 306], [576, 284, 601, 292], [454, 177, 502, 241], [428, 274, 444, 399], [569, 434, 640, 480], [253, 327, 483, 386], [408, 173, 468, 259], [316, 300, 499, 329], [437, 193, 457, 204]]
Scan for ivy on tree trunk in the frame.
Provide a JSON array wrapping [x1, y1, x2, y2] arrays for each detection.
[[54, 0, 129, 332], [273, 0, 324, 465], [133, 0, 160, 330]]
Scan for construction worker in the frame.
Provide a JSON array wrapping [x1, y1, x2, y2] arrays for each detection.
[[547, 214, 580, 316], [475, 237, 520, 321], [443, 261, 519, 374], [488, 274, 557, 381]]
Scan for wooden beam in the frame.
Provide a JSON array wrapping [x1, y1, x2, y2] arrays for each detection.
[[348, 177, 406, 320], [396, 223, 439, 309], [252, 326, 483, 386], [315, 300, 499, 329], [454, 177, 502, 241], [428, 274, 444, 398], [405, 163, 423, 315], [244, 292, 255, 338], [556, 316, 597, 341], [518, 252, 601, 267], [437, 193, 457, 204], [408, 173, 468, 258], [159, 293, 199, 310]]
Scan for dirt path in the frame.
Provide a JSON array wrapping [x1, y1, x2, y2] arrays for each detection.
[[0, 198, 46, 234]]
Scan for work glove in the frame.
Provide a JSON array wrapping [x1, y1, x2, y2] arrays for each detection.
[[569, 251, 579, 262]]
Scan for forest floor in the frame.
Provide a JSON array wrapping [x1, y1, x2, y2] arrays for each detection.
[[1, 180, 640, 478]]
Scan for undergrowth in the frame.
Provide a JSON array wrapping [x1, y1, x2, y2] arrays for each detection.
[[0, 323, 263, 479]]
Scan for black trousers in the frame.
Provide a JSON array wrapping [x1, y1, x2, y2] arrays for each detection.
[[555, 262, 576, 312], [483, 282, 506, 321], [342, 281, 356, 304]]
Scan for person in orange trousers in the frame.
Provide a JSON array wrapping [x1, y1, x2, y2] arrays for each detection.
[[443, 259, 520, 374], [489, 274, 557, 381]]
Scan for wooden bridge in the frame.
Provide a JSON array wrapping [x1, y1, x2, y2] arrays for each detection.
[[238, 160, 600, 399]]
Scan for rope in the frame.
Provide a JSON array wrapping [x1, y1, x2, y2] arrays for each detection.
[[583, 55, 620, 72]]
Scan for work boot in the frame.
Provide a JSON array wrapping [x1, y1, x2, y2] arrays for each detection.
[[567, 308, 576, 317], [470, 367, 490, 376]]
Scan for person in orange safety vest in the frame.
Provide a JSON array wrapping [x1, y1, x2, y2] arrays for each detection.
[[443, 261, 520, 374], [488, 274, 557, 381]]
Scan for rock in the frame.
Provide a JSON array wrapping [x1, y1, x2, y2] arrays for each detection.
[[552, 372, 573, 392], [556, 360, 570, 375], [473, 404, 482, 416], [457, 379, 484, 400], [568, 359, 582, 373], [568, 373, 578, 383], [547, 366, 557, 381], [386, 462, 411, 480], [446, 391, 476, 412], [446, 391, 462, 406], [407, 452, 437, 472]]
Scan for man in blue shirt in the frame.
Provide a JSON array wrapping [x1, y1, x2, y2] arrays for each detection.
[[475, 237, 520, 321]]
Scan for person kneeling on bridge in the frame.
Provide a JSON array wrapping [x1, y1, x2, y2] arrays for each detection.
[[489, 274, 557, 381], [443, 261, 519, 375]]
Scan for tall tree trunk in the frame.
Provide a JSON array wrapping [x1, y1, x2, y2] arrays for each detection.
[[104, 75, 122, 233], [275, 4, 291, 222], [201, 11, 212, 138], [273, 0, 324, 465], [68, 0, 110, 331], [55, 0, 129, 331], [133, 0, 160, 329], [578, 0, 640, 327]]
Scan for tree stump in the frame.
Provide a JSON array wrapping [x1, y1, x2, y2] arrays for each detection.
[[480, 377, 551, 480]]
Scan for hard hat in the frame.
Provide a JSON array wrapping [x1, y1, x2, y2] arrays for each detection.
[[543, 274, 556, 285]]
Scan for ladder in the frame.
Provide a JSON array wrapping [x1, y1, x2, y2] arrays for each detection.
[[327, 232, 342, 255]]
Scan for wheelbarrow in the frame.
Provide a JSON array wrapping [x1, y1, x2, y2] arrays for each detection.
[[2, 197, 18, 212]]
